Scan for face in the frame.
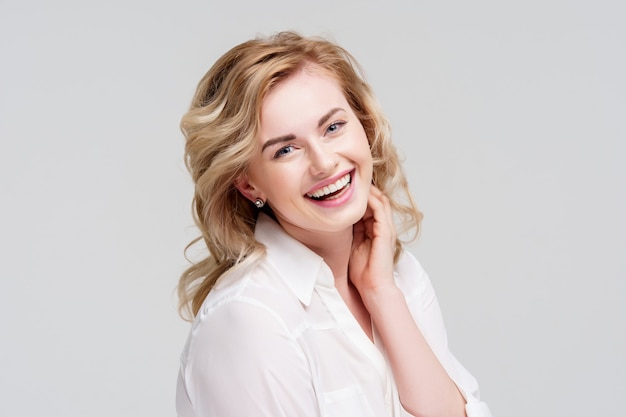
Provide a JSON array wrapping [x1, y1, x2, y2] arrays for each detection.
[[237, 67, 373, 241]]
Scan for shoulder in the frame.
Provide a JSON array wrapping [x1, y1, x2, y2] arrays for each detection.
[[189, 290, 304, 360], [181, 257, 309, 362], [193, 258, 307, 337]]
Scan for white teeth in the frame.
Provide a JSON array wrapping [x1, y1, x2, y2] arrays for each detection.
[[307, 173, 351, 199]]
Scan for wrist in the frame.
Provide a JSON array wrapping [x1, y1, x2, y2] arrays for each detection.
[[359, 283, 404, 311]]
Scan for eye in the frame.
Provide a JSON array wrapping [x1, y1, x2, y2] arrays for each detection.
[[325, 121, 346, 135], [273, 145, 294, 159]]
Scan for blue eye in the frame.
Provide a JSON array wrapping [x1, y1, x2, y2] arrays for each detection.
[[273, 145, 294, 159], [326, 121, 346, 135]]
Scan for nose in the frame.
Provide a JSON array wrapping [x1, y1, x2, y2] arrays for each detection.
[[307, 142, 338, 177]]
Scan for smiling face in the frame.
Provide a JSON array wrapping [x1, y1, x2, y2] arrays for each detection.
[[236, 66, 373, 243]]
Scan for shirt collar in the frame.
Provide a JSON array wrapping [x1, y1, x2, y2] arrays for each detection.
[[255, 213, 334, 306]]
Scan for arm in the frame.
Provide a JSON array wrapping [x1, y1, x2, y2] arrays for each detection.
[[349, 186, 466, 417], [364, 285, 466, 417], [396, 251, 493, 417]]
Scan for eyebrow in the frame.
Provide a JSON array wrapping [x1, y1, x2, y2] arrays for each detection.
[[261, 107, 345, 153], [318, 107, 344, 128]]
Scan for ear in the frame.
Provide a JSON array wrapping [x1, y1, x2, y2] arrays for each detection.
[[234, 175, 262, 203]]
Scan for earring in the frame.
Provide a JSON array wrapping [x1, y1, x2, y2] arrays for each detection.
[[254, 198, 265, 209]]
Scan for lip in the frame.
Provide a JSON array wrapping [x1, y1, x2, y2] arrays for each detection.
[[304, 169, 355, 207], [305, 169, 354, 196]]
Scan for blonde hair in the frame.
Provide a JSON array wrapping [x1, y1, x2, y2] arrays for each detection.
[[178, 31, 422, 319]]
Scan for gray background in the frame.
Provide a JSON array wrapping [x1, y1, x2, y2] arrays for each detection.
[[1, 1, 624, 416]]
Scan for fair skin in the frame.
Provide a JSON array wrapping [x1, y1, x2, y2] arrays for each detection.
[[236, 66, 466, 417]]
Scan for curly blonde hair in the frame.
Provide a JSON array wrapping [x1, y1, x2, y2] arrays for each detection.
[[178, 31, 422, 319]]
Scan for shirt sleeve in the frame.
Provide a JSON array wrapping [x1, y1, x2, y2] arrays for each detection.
[[394, 251, 494, 417], [177, 299, 320, 417]]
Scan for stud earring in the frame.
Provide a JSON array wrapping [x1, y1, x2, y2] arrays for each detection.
[[254, 198, 265, 209]]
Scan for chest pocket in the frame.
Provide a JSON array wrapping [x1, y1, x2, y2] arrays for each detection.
[[322, 385, 380, 417]]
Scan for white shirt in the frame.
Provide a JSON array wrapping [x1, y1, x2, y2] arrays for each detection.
[[176, 214, 492, 417]]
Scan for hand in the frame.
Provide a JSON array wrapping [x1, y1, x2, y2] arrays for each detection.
[[349, 186, 397, 295]]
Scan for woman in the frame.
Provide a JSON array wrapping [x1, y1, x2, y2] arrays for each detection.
[[176, 31, 492, 417]]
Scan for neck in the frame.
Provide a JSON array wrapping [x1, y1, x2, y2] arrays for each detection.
[[285, 226, 353, 287]]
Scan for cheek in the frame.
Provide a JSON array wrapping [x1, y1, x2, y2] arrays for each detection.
[[264, 166, 303, 197], [360, 137, 374, 165], [360, 144, 374, 179]]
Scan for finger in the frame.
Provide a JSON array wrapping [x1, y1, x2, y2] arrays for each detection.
[[366, 187, 385, 216], [368, 187, 396, 244], [352, 218, 365, 244], [367, 188, 391, 227], [381, 194, 394, 232]]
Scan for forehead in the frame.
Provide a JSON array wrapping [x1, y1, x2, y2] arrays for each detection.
[[260, 68, 348, 125]]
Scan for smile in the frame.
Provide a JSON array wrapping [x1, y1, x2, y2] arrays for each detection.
[[306, 173, 351, 200]]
